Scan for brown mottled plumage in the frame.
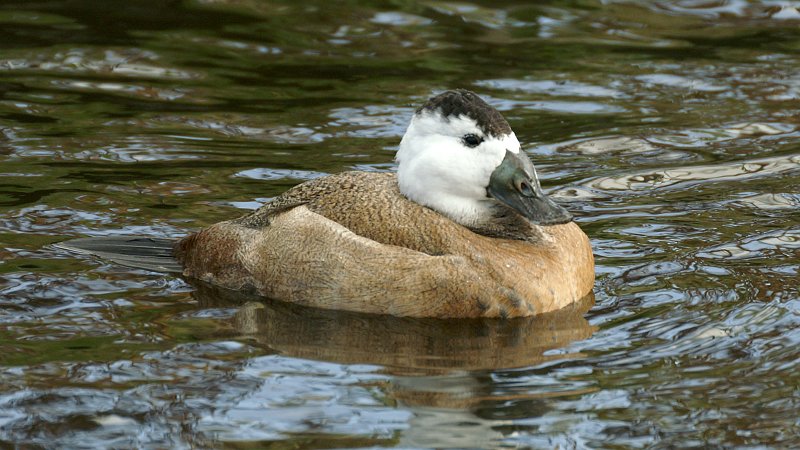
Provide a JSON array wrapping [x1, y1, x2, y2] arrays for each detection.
[[174, 172, 594, 318]]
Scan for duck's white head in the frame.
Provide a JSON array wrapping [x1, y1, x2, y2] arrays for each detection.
[[396, 89, 572, 227]]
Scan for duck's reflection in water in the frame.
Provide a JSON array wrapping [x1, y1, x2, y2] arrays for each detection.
[[192, 283, 597, 447]]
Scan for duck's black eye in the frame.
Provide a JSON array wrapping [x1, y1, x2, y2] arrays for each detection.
[[462, 134, 483, 148]]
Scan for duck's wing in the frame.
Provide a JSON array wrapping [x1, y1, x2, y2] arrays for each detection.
[[232, 171, 379, 230], [233, 171, 469, 256]]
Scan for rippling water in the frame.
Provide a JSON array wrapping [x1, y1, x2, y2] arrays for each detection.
[[1, 0, 799, 448]]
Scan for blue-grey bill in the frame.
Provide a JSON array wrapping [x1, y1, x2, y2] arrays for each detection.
[[487, 150, 573, 226]]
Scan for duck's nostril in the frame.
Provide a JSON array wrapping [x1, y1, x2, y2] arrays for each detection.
[[518, 180, 533, 196]]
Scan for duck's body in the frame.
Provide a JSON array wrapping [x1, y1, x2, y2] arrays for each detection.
[[175, 171, 593, 318], [58, 89, 595, 318]]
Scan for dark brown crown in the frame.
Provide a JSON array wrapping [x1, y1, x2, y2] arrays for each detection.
[[418, 89, 512, 138]]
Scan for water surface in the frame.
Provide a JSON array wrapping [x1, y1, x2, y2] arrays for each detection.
[[1, 0, 799, 448]]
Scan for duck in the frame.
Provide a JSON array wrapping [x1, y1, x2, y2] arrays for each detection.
[[58, 89, 594, 318]]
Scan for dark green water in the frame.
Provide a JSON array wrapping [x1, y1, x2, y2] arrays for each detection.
[[1, 0, 799, 448]]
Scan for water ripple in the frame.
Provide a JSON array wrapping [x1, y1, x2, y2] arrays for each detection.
[[589, 153, 800, 191]]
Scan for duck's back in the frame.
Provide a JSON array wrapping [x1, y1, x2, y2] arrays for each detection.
[[175, 172, 594, 317], [235, 172, 470, 255]]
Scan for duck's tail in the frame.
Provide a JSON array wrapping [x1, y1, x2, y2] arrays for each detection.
[[54, 236, 183, 274]]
